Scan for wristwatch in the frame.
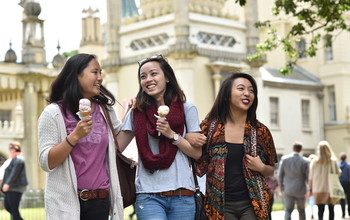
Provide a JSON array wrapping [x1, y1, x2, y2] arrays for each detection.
[[173, 133, 180, 141], [172, 133, 182, 145]]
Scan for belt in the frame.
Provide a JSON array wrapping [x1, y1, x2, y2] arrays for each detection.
[[155, 188, 195, 197], [78, 189, 109, 201]]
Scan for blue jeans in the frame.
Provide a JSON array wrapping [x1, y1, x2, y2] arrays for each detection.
[[135, 193, 195, 220]]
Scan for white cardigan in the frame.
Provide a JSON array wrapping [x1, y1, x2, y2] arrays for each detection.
[[38, 103, 124, 220]]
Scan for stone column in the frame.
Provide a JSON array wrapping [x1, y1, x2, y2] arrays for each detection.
[[174, 0, 190, 44], [244, 0, 260, 56], [106, 0, 121, 61], [22, 82, 40, 189]]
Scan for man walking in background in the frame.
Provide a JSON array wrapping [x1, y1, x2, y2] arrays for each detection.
[[278, 141, 309, 220], [338, 152, 350, 218]]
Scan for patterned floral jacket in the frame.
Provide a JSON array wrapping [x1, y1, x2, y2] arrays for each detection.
[[194, 118, 277, 220]]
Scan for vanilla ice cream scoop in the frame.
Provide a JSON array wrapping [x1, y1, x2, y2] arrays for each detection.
[[79, 98, 91, 117], [157, 105, 169, 118]]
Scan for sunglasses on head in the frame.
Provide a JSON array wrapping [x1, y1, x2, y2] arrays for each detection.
[[138, 54, 166, 66]]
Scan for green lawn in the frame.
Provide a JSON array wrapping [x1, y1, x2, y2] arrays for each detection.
[[0, 202, 283, 220], [0, 207, 46, 220], [0, 206, 138, 220]]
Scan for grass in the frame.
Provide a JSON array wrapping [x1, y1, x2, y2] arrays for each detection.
[[0, 207, 45, 220], [272, 202, 284, 211], [0, 206, 137, 220], [0, 202, 284, 220]]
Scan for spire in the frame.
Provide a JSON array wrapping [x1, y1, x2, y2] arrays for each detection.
[[52, 41, 66, 68], [121, 0, 139, 18]]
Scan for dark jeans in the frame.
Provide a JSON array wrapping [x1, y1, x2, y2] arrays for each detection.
[[224, 199, 256, 220], [79, 196, 110, 220], [340, 181, 350, 217], [317, 204, 334, 220], [4, 191, 23, 220]]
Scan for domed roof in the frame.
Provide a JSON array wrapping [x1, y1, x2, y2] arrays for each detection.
[[24, 1, 41, 18], [52, 54, 66, 68], [4, 43, 17, 63], [52, 42, 66, 68]]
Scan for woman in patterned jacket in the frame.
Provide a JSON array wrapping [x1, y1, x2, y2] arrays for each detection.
[[191, 72, 277, 220]]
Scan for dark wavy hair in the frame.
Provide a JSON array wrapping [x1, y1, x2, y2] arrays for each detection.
[[207, 72, 258, 126], [136, 56, 186, 111], [48, 53, 115, 119]]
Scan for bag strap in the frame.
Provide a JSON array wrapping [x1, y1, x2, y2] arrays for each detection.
[[330, 160, 337, 174], [101, 104, 136, 168], [101, 104, 120, 151], [191, 159, 200, 191]]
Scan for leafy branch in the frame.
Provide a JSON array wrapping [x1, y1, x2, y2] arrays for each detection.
[[237, 0, 350, 74]]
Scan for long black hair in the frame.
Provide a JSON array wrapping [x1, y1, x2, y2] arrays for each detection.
[[207, 72, 258, 126], [136, 55, 186, 111], [48, 53, 115, 118]]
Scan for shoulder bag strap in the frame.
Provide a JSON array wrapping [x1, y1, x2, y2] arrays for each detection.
[[101, 104, 136, 168], [101, 104, 119, 151], [191, 159, 200, 190]]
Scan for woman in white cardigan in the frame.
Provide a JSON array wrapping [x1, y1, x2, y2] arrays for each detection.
[[38, 54, 124, 220], [308, 140, 341, 220]]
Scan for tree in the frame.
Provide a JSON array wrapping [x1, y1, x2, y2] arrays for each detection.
[[236, 0, 350, 74]]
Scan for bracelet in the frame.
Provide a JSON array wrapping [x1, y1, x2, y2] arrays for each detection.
[[65, 137, 75, 148], [172, 135, 183, 146]]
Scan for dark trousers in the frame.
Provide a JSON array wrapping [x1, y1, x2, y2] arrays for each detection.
[[317, 204, 334, 220], [340, 181, 350, 217], [79, 196, 110, 220], [4, 191, 23, 220], [224, 199, 256, 220]]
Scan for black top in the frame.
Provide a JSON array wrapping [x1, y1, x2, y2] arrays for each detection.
[[225, 142, 250, 201]]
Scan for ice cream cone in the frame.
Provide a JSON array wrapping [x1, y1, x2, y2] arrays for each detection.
[[80, 110, 91, 118], [159, 113, 167, 118], [78, 98, 92, 119]]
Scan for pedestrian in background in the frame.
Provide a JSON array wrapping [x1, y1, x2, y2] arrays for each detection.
[[338, 152, 350, 218], [192, 72, 277, 220], [0, 142, 28, 220], [266, 173, 282, 219], [278, 141, 309, 220], [308, 140, 340, 220], [308, 154, 316, 219]]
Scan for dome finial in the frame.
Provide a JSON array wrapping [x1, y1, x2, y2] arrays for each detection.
[[4, 41, 17, 63]]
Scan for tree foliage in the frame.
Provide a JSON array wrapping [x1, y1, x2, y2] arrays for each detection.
[[236, 0, 350, 74]]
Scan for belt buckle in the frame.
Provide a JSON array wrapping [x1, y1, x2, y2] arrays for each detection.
[[79, 189, 89, 201]]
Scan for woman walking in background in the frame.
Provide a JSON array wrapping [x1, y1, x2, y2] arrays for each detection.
[[308, 154, 316, 219], [0, 142, 28, 220], [308, 140, 340, 220], [191, 73, 277, 220]]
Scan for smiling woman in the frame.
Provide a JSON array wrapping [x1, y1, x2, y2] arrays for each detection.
[[115, 54, 207, 219], [37, 53, 125, 220]]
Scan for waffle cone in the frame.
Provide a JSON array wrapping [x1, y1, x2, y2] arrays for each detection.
[[159, 113, 168, 118], [80, 111, 91, 117]]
